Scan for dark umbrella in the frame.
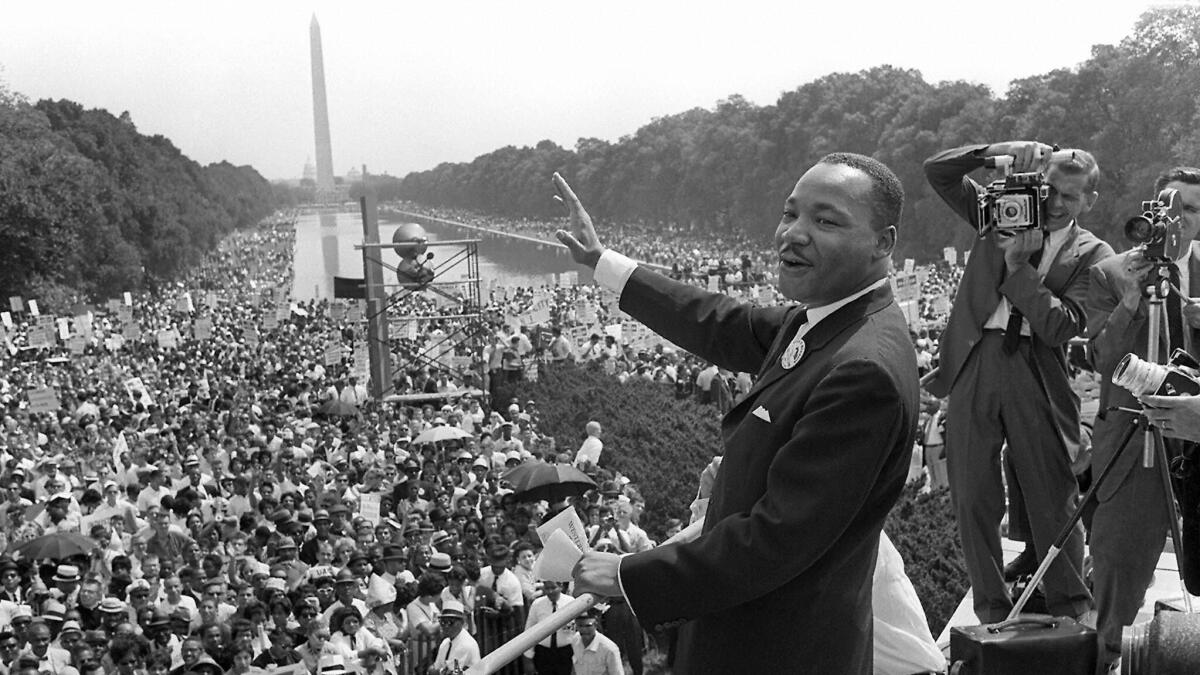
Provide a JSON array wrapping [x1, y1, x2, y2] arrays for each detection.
[[9, 532, 97, 560], [320, 400, 360, 417], [502, 461, 596, 503]]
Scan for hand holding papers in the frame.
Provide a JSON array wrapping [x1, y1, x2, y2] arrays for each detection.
[[532, 505, 589, 582]]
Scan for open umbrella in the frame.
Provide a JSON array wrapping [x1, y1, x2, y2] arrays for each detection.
[[502, 461, 596, 503], [9, 532, 97, 560], [411, 425, 472, 445]]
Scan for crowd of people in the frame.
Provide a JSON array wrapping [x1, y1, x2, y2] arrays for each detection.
[[0, 187, 973, 675], [0, 216, 692, 675]]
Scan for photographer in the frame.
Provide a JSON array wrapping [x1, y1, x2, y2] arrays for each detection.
[[1085, 166, 1200, 670], [923, 142, 1112, 623]]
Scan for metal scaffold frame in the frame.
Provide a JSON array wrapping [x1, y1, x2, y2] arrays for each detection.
[[355, 187, 487, 404]]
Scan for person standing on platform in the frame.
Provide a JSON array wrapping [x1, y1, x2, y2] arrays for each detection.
[[923, 141, 1111, 624], [558, 151, 919, 675], [1086, 166, 1200, 670]]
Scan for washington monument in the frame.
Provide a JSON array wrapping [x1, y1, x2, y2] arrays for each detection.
[[310, 14, 335, 195]]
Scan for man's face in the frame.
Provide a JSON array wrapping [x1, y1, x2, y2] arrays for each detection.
[[28, 626, 50, 656], [80, 582, 101, 607], [181, 641, 202, 665], [1167, 180, 1200, 243], [576, 618, 597, 643], [202, 625, 223, 650], [774, 163, 889, 306], [165, 577, 182, 600], [1043, 164, 1097, 232], [439, 616, 464, 639], [0, 635, 18, 663]]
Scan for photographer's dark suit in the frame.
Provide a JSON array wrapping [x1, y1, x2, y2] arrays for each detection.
[[924, 145, 1113, 621], [1086, 247, 1200, 663], [614, 267, 918, 674]]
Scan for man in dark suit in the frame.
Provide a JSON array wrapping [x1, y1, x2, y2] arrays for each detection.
[[923, 142, 1113, 623], [558, 153, 920, 674], [1086, 166, 1200, 669]]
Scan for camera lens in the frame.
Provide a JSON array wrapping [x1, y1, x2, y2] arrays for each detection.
[[1113, 353, 1168, 396], [1125, 215, 1155, 244], [1002, 203, 1021, 220]]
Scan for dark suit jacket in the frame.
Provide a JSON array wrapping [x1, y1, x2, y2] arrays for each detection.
[[923, 145, 1114, 460], [1086, 249, 1200, 501], [614, 267, 918, 674]]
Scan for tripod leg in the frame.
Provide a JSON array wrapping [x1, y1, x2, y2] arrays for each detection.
[[1008, 415, 1143, 619], [1152, 428, 1195, 613]]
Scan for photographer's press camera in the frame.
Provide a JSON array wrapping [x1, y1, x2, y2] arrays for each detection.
[[1113, 349, 1200, 397], [1125, 188, 1186, 262], [974, 150, 1077, 236]]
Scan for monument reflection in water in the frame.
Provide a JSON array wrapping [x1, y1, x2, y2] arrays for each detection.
[[292, 210, 581, 301]]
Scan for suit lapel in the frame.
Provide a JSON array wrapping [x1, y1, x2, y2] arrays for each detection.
[[1040, 224, 1080, 294], [734, 284, 894, 407]]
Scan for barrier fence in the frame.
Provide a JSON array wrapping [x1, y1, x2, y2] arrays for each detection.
[[391, 607, 526, 675]]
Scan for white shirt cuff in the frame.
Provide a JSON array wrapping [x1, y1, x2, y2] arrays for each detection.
[[615, 553, 640, 622], [594, 250, 638, 295]]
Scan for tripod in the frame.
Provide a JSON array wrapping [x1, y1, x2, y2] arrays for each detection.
[[1007, 268, 1194, 619]]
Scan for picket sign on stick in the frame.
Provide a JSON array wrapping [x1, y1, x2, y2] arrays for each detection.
[[465, 593, 598, 675]]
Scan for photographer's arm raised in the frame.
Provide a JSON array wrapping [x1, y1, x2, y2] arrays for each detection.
[[922, 141, 1054, 231]]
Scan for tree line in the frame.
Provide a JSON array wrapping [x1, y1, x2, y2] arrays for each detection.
[[0, 91, 277, 308], [390, 6, 1200, 261]]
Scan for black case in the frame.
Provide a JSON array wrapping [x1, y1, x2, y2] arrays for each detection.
[[949, 614, 1096, 675]]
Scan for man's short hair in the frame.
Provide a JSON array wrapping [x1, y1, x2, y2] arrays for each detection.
[[1154, 166, 1200, 195], [1050, 149, 1101, 192], [818, 152, 905, 232]]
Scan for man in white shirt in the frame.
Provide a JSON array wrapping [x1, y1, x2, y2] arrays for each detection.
[[573, 421, 603, 469], [570, 613, 622, 675], [431, 599, 479, 674], [135, 468, 171, 516], [524, 581, 574, 675]]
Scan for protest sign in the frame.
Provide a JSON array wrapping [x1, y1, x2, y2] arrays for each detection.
[[123, 377, 155, 407], [68, 336, 86, 355], [193, 318, 213, 340], [943, 247, 958, 266], [359, 494, 381, 525], [27, 300, 39, 317], [7, 297, 21, 313], [27, 387, 60, 415], [324, 345, 343, 367]]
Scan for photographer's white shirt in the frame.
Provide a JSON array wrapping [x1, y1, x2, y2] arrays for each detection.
[[983, 223, 1073, 336]]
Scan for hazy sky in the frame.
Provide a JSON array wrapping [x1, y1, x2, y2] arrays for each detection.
[[0, 1, 1157, 181]]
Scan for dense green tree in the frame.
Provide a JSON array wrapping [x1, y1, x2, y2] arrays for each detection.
[[395, 6, 1200, 260], [0, 93, 276, 307]]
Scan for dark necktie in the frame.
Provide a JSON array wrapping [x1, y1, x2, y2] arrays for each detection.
[[550, 598, 558, 649], [1168, 263, 1185, 352], [1003, 246, 1045, 354]]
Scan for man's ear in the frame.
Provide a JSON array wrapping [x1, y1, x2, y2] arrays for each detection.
[[1082, 190, 1099, 213], [875, 226, 897, 259]]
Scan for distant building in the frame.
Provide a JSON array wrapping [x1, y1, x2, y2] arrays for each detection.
[[302, 157, 316, 183]]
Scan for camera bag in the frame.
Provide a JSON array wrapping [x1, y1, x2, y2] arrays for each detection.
[[949, 614, 1096, 675]]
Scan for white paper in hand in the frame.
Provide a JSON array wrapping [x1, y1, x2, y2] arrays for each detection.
[[532, 529, 583, 582], [536, 505, 590, 553]]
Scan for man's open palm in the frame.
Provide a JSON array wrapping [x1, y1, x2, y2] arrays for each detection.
[[553, 172, 605, 269]]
